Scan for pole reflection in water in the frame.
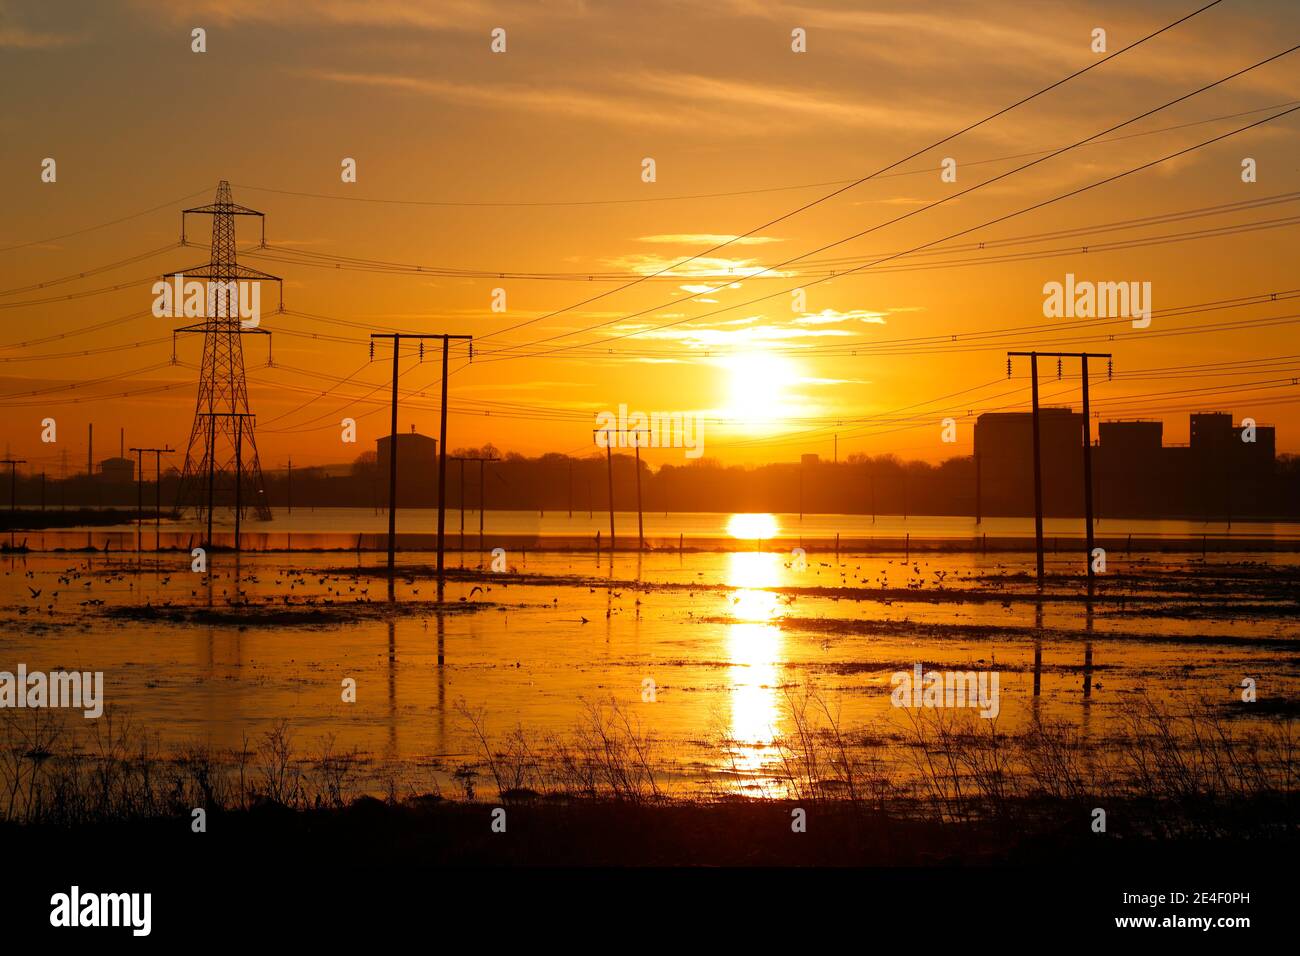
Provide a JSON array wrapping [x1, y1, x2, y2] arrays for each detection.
[[386, 618, 397, 758], [436, 610, 446, 753]]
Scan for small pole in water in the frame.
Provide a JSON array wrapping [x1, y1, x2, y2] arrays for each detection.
[[134, 448, 143, 554], [602, 434, 616, 551], [905, 532, 910, 561], [633, 437, 645, 552], [869, 467, 876, 524]]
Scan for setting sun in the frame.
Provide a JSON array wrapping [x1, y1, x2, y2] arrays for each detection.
[[726, 512, 780, 540], [722, 353, 800, 429]]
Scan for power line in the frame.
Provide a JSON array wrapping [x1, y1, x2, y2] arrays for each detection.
[[0, 243, 178, 297], [473, 0, 1228, 345], [0, 188, 208, 254], [479, 79, 1300, 363], [227, 97, 1296, 211], [243, 192, 1300, 281]]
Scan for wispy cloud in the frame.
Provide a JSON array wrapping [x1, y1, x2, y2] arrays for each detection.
[[131, 0, 579, 31], [600, 253, 791, 280], [794, 308, 888, 325], [0, 24, 81, 49], [294, 68, 691, 128], [637, 234, 785, 245], [622, 322, 857, 348], [637, 70, 950, 132], [799, 376, 871, 386], [455, 379, 594, 394]]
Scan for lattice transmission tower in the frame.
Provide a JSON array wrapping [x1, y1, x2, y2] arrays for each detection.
[[171, 181, 279, 522]]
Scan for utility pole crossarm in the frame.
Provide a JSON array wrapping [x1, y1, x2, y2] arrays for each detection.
[[1007, 351, 1112, 357]]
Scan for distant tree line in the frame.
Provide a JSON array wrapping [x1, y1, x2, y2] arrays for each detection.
[[12, 446, 1299, 520]]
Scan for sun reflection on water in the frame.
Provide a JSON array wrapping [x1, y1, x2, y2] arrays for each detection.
[[723, 551, 787, 787]]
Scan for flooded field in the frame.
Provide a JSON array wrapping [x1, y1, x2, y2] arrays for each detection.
[[3, 541, 1296, 800], [10, 508, 1300, 552]]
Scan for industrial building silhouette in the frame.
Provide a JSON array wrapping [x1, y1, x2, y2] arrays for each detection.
[[376, 428, 438, 506], [975, 409, 1279, 519]]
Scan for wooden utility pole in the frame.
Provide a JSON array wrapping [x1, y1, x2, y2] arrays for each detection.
[[205, 415, 216, 548], [234, 417, 243, 553], [449, 454, 498, 555], [369, 333, 470, 586], [634, 440, 645, 550], [600, 431, 616, 550], [439, 336, 470, 592], [0, 459, 26, 512], [594, 428, 650, 551], [1007, 351, 1112, 592], [129, 446, 174, 553], [1080, 354, 1100, 591], [152, 448, 173, 550]]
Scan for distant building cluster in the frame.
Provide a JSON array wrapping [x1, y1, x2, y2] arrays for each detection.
[[975, 409, 1279, 518], [97, 457, 134, 484]]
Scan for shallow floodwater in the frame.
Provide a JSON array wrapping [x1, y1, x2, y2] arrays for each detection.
[[11, 507, 1300, 552], [1, 545, 1296, 796]]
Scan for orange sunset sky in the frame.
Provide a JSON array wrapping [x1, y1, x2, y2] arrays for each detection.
[[2, 0, 1299, 473]]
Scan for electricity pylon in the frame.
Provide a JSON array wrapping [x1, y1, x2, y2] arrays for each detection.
[[172, 181, 278, 521]]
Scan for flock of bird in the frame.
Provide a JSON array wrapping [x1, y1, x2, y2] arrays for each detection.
[[0, 552, 1037, 627]]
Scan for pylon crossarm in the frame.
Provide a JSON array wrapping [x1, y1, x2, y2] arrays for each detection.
[[183, 204, 264, 217], [165, 262, 281, 283]]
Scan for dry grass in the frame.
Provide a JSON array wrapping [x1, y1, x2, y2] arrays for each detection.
[[1, 692, 1293, 834], [457, 696, 665, 803], [0, 711, 367, 823]]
